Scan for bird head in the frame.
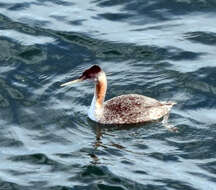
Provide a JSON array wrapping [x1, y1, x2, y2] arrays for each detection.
[[61, 65, 102, 87]]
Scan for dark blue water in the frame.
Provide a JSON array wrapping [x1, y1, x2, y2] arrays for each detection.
[[1, 0, 216, 189]]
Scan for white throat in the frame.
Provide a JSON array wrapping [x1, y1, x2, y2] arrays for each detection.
[[88, 71, 107, 122], [88, 93, 98, 121]]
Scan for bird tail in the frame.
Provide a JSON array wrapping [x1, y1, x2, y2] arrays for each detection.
[[160, 101, 176, 112], [161, 101, 177, 106]]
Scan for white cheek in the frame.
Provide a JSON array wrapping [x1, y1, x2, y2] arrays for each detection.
[[94, 78, 98, 82]]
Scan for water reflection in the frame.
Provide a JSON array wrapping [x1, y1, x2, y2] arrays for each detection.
[[87, 119, 169, 165], [0, 30, 55, 45]]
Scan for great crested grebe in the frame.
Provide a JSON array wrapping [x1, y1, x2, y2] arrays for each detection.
[[61, 65, 176, 125]]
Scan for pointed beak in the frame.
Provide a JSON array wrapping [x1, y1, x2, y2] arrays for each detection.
[[60, 78, 83, 87]]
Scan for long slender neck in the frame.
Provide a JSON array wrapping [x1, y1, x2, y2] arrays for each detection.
[[95, 72, 107, 107], [88, 71, 107, 121]]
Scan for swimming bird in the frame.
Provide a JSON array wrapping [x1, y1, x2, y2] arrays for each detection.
[[61, 65, 176, 125]]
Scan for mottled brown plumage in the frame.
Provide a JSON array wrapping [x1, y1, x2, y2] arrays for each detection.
[[100, 94, 175, 124]]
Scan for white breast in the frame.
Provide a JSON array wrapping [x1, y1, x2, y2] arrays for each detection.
[[88, 94, 97, 121]]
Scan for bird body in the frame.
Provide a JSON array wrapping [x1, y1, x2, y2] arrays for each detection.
[[61, 65, 176, 125], [101, 94, 175, 124]]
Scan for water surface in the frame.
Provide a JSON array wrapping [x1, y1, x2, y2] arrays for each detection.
[[0, 0, 216, 189]]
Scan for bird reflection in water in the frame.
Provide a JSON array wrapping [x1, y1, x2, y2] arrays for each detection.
[[87, 119, 166, 164]]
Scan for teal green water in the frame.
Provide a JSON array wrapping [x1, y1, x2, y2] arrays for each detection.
[[0, 0, 216, 189]]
